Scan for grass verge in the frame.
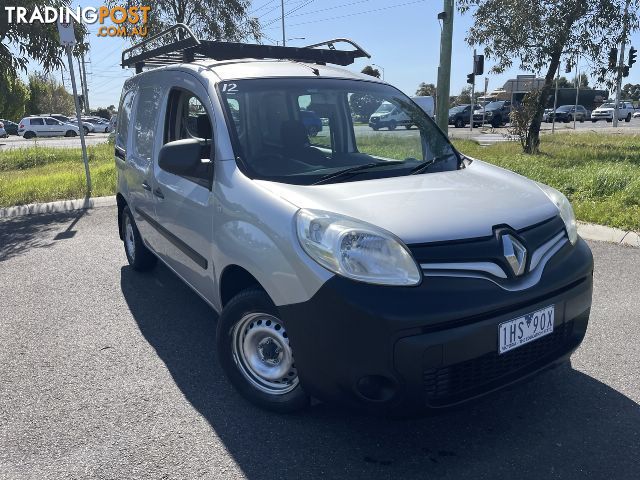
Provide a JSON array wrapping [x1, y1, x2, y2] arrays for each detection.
[[0, 144, 115, 208], [0, 133, 638, 231]]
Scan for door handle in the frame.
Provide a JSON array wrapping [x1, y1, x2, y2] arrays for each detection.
[[141, 181, 151, 191], [153, 188, 165, 199]]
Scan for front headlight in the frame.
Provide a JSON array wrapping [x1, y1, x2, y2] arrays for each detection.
[[537, 183, 578, 245], [296, 209, 421, 286]]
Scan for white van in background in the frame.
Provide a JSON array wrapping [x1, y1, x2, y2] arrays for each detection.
[[411, 96, 435, 118]]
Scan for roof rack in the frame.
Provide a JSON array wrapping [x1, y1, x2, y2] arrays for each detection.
[[122, 24, 370, 73]]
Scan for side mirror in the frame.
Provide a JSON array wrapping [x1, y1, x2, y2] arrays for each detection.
[[158, 138, 208, 175]]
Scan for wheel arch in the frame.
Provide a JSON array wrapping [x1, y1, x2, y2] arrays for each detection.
[[219, 264, 265, 308], [116, 193, 127, 240]]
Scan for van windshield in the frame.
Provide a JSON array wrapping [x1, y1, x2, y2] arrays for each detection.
[[219, 78, 459, 185]]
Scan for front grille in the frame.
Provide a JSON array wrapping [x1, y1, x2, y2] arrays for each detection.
[[423, 321, 573, 406]]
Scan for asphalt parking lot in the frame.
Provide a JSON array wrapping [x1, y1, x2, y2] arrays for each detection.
[[1, 207, 639, 479], [0, 132, 111, 151]]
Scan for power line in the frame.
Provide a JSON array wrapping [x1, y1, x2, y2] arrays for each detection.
[[284, 0, 375, 19], [263, 0, 427, 30], [262, 0, 315, 27], [249, 0, 279, 15]]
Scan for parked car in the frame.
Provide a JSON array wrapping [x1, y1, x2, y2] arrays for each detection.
[[633, 111, 640, 118], [299, 110, 323, 137], [66, 119, 94, 135], [591, 101, 635, 122], [448, 104, 480, 128], [542, 108, 553, 122], [472, 100, 511, 127], [547, 105, 588, 123], [18, 116, 80, 138], [0, 122, 7, 138], [411, 96, 435, 117], [115, 32, 593, 414], [369, 101, 412, 130], [0, 119, 19, 135]]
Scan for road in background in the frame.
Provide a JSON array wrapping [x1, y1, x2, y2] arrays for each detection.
[[0, 133, 111, 151], [0, 207, 638, 479]]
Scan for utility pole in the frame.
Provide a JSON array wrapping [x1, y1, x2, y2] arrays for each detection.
[[469, 49, 476, 132], [552, 63, 560, 134], [435, 0, 454, 133], [573, 55, 580, 130], [81, 54, 90, 113], [614, 0, 632, 128], [281, 0, 286, 47]]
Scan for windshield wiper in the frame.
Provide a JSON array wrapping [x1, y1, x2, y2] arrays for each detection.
[[409, 155, 452, 175], [312, 161, 405, 185]]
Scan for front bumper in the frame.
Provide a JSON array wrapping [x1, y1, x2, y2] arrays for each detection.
[[279, 238, 593, 413]]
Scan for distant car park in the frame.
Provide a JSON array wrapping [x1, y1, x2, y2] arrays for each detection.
[[0, 119, 19, 135], [547, 105, 589, 123]]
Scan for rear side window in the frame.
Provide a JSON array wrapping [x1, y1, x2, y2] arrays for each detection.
[[30, 118, 44, 125], [133, 86, 162, 160], [116, 90, 134, 152], [45, 118, 59, 125]]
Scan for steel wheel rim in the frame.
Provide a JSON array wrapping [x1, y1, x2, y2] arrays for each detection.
[[124, 216, 135, 261], [232, 313, 298, 395]]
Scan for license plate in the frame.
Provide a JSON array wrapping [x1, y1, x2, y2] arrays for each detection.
[[498, 305, 555, 354]]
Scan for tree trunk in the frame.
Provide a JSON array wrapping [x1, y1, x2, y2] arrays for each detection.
[[524, 52, 561, 154]]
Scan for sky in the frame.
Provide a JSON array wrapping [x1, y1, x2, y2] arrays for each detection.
[[35, 0, 640, 108]]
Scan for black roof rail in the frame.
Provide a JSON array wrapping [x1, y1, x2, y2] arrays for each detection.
[[122, 24, 370, 73]]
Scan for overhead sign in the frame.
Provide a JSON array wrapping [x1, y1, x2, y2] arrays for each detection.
[[57, 19, 76, 46]]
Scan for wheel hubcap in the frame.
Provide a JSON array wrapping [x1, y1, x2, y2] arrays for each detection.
[[232, 313, 298, 395], [124, 217, 135, 260]]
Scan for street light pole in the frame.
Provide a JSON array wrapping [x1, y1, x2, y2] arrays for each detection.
[[436, 0, 454, 133]]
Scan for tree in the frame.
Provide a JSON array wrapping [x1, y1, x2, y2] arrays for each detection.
[[455, 86, 483, 105], [416, 82, 437, 97], [571, 73, 590, 89], [361, 66, 381, 78], [349, 94, 382, 122], [555, 76, 572, 88], [108, 0, 259, 43], [90, 107, 113, 120], [0, 1, 87, 80], [459, 0, 640, 153], [26, 73, 74, 115], [622, 83, 640, 100], [0, 77, 29, 120]]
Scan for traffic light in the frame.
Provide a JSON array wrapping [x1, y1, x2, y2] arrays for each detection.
[[629, 46, 637, 68], [623, 66, 630, 78], [473, 54, 484, 75], [565, 61, 573, 73], [467, 73, 475, 85], [609, 47, 618, 69]]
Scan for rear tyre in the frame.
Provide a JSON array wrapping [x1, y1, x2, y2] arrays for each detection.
[[491, 118, 500, 128], [23, 131, 36, 139], [388, 121, 397, 131], [455, 118, 464, 128], [625, 113, 631, 123], [217, 288, 310, 413], [83, 127, 90, 135], [122, 206, 157, 272]]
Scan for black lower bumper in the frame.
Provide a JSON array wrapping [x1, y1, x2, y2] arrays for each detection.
[[279, 239, 593, 413]]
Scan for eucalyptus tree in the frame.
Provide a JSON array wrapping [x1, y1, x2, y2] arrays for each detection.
[[458, 0, 639, 153]]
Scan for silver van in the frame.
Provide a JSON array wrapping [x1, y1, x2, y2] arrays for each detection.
[[116, 26, 593, 414]]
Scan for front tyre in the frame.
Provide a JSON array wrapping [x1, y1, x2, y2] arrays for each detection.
[[122, 206, 157, 271], [217, 288, 310, 413]]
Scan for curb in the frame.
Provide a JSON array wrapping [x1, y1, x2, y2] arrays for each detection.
[[0, 196, 638, 248], [577, 221, 640, 248], [0, 196, 116, 219]]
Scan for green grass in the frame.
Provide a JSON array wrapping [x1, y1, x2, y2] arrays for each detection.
[[0, 144, 115, 208], [1, 133, 639, 231], [451, 133, 640, 231]]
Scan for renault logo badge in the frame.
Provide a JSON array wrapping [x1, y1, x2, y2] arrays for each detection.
[[502, 234, 527, 277]]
